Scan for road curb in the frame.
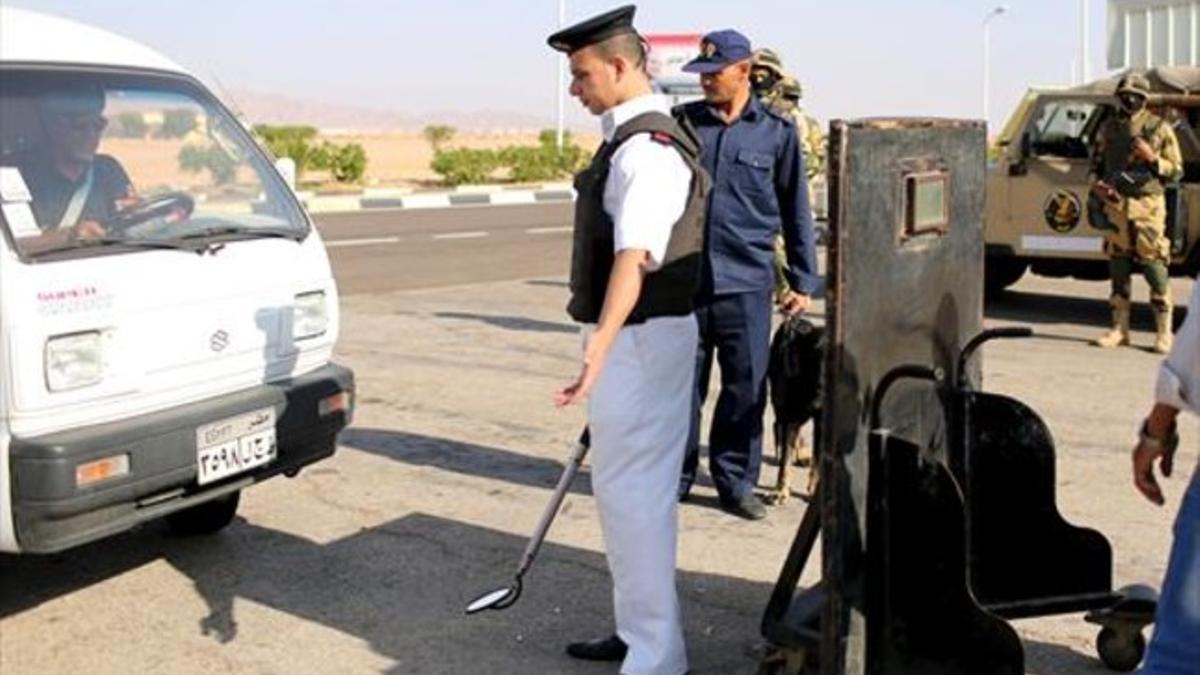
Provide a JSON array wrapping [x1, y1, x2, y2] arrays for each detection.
[[302, 184, 576, 214]]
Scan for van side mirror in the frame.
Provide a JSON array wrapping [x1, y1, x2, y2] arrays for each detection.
[[1008, 133, 1030, 176]]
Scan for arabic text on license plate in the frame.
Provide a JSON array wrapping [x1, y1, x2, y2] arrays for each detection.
[[196, 407, 277, 485]]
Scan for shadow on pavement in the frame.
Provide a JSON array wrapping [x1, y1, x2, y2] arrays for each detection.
[[341, 428, 594, 497], [434, 311, 578, 335], [986, 290, 1189, 332], [0, 513, 768, 674], [0, 510, 1121, 674]]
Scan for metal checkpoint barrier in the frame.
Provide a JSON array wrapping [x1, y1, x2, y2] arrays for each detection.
[[759, 119, 1157, 675]]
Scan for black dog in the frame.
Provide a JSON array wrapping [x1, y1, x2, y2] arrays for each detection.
[[765, 315, 825, 504]]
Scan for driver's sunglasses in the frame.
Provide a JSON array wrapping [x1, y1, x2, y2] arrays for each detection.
[[52, 113, 108, 134]]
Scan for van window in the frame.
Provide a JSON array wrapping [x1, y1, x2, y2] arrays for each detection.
[[1029, 101, 1098, 160], [0, 69, 307, 260]]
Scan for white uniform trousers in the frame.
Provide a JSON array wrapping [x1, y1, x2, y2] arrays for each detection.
[[587, 314, 697, 675]]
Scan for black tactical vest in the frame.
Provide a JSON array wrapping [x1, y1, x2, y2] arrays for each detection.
[[1100, 110, 1167, 197], [567, 111, 710, 325]]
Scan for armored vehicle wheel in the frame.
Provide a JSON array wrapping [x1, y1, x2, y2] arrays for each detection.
[[165, 491, 240, 536], [1096, 626, 1145, 672]]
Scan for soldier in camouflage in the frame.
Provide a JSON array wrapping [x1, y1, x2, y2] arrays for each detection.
[[1089, 72, 1183, 354], [751, 49, 826, 308]]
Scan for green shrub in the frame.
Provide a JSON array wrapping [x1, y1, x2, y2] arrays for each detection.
[[423, 125, 456, 151], [111, 112, 149, 138], [431, 148, 501, 186], [328, 143, 367, 183], [430, 130, 588, 186], [253, 124, 319, 175], [178, 143, 237, 185], [157, 109, 198, 139]]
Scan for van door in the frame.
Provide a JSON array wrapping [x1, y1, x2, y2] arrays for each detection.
[[1008, 99, 1103, 260]]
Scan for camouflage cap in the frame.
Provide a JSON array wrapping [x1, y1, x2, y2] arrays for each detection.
[[752, 48, 784, 76], [1116, 72, 1151, 98], [779, 76, 803, 101]]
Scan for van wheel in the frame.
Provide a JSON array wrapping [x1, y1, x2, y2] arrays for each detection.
[[985, 257, 1028, 298], [165, 491, 240, 536]]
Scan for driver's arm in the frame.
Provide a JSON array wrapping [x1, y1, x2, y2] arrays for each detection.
[[17, 156, 136, 251]]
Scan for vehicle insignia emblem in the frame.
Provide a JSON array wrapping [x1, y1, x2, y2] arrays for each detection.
[[1042, 189, 1082, 234], [210, 330, 230, 352]]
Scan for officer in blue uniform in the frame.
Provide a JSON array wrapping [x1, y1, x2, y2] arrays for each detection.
[[676, 30, 820, 520]]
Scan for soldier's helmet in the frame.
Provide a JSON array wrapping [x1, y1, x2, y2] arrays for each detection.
[[1116, 72, 1152, 99], [752, 48, 785, 76], [779, 76, 803, 102]]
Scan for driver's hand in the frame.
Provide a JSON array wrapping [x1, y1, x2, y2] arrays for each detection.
[[72, 220, 106, 240]]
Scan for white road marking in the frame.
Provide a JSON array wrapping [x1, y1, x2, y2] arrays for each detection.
[[433, 231, 489, 240], [526, 226, 572, 235], [326, 237, 401, 248]]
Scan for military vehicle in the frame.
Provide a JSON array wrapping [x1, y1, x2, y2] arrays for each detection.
[[984, 67, 1200, 295]]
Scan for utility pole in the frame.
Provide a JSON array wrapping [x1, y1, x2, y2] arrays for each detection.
[[556, 0, 566, 152], [983, 5, 1010, 123], [1080, 0, 1090, 83]]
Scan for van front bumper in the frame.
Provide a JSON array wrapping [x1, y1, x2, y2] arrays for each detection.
[[8, 363, 354, 553]]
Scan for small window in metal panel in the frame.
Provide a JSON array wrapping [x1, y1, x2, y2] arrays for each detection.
[[904, 172, 949, 238]]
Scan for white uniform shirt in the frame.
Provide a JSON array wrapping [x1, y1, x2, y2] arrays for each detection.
[[1157, 277, 1200, 415], [600, 94, 692, 270]]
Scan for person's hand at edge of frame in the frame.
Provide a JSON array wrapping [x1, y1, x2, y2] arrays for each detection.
[[1133, 406, 1181, 506]]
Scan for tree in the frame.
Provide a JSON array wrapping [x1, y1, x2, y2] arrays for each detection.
[[423, 125, 456, 151], [329, 143, 367, 183], [178, 144, 237, 185], [157, 109, 198, 139], [111, 112, 149, 138], [253, 125, 319, 176]]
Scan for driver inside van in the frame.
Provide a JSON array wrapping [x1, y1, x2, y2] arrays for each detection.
[[13, 84, 136, 247]]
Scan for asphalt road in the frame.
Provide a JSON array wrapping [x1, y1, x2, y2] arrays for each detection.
[[2, 204, 1195, 675], [317, 203, 574, 294]]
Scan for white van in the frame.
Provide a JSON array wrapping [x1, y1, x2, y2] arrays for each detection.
[[0, 9, 354, 553]]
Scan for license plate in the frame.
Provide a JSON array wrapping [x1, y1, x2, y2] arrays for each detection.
[[196, 407, 277, 485]]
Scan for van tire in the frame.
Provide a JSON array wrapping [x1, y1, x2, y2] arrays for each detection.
[[985, 257, 1028, 298], [165, 491, 240, 536]]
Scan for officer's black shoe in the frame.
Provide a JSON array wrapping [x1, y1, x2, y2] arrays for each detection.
[[721, 493, 767, 521], [678, 481, 694, 503], [566, 635, 628, 662]]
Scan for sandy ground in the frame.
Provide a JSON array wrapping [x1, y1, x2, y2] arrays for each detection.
[[97, 131, 602, 192]]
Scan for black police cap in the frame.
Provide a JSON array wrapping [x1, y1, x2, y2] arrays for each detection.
[[547, 4, 637, 54]]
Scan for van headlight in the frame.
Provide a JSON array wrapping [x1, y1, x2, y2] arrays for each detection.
[[293, 291, 328, 340], [45, 331, 105, 391]]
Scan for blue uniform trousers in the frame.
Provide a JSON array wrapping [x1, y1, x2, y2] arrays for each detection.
[[1139, 463, 1200, 674], [681, 289, 773, 501]]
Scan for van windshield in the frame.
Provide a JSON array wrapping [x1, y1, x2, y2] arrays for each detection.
[[0, 69, 307, 259]]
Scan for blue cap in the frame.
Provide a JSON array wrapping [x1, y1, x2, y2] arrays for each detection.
[[682, 30, 752, 74]]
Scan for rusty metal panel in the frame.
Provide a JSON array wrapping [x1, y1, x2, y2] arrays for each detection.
[[819, 118, 993, 674]]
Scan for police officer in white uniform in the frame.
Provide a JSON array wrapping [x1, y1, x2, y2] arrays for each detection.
[[548, 6, 709, 675]]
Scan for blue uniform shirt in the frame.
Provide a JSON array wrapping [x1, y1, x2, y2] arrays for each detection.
[[676, 96, 819, 297]]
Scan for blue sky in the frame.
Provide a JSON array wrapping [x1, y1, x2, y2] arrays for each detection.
[[11, 0, 1109, 131]]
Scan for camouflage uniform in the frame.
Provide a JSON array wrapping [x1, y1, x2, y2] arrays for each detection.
[[753, 48, 825, 305], [1089, 73, 1183, 353]]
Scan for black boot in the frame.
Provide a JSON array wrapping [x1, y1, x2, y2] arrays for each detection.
[[565, 634, 628, 662]]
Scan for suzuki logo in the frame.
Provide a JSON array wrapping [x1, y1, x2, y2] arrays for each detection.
[[210, 330, 230, 352]]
